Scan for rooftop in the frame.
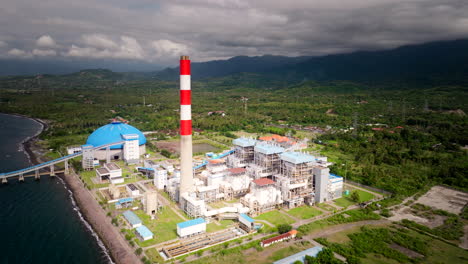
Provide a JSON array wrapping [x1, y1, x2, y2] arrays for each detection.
[[240, 213, 254, 223], [122, 211, 142, 226], [262, 231, 293, 245], [208, 159, 225, 164], [177, 218, 206, 229], [136, 225, 153, 238], [96, 167, 110, 175], [86, 122, 146, 149], [280, 152, 315, 164], [273, 246, 323, 264], [233, 137, 256, 147], [105, 162, 120, 171], [254, 143, 285, 155], [116, 197, 133, 205], [252, 178, 276, 186], [127, 184, 138, 191], [228, 168, 246, 174]]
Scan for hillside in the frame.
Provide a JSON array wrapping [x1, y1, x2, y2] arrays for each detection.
[[155, 39, 468, 86]]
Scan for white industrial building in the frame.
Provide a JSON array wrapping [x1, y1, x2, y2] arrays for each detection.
[[241, 178, 283, 216], [171, 135, 343, 219], [238, 213, 255, 231], [122, 134, 140, 164], [126, 183, 140, 196], [135, 225, 154, 241], [154, 167, 168, 189], [96, 162, 123, 184], [176, 218, 206, 237]]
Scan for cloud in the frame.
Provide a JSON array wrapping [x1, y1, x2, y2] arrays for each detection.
[[151, 39, 188, 58], [63, 35, 144, 60], [82, 34, 118, 49], [7, 48, 32, 58], [36, 35, 57, 48], [1, 0, 468, 65], [32, 49, 57, 56], [0, 41, 7, 48]]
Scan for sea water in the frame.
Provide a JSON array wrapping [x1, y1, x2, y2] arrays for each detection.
[[0, 113, 110, 264]]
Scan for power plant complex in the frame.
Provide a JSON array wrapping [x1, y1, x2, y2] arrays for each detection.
[[170, 56, 343, 219], [16, 55, 346, 259]]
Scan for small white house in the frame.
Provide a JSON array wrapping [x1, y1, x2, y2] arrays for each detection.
[[177, 218, 206, 237], [126, 183, 140, 196]]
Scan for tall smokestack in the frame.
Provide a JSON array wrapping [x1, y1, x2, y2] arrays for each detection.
[[179, 55, 193, 195]]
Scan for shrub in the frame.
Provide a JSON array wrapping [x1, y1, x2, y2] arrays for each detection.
[[277, 224, 293, 234], [135, 247, 142, 255]]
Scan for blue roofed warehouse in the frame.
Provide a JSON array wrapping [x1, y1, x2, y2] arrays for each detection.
[[177, 218, 206, 237]]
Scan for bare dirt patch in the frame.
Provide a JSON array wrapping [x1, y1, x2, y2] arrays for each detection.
[[415, 186, 468, 214], [388, 207, 430, 223]]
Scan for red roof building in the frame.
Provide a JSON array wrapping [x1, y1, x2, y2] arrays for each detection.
[[228, 168, 246, 174], [261, 230, 297, 247], [252, 178, 276, 186]]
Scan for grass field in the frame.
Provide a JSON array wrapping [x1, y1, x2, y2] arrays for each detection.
[[134, 206, 183, 246], [317, 203, 337, 211], [334, 189, 375, 208], [255, 210, 295, 226], [287, 206, 323, 219], [262, 241, 312, 263], [207, 220, 235, 233], [145, 248, 164, 263]]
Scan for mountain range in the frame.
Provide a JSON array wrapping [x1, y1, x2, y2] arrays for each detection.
[[2, 39, 468, 86]]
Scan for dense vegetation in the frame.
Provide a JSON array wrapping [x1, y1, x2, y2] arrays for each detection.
[[0, 66, 466, 198], [316, 226, 428, 264]]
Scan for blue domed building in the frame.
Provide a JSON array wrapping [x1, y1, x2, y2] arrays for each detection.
[[86, 121, 147, 160]]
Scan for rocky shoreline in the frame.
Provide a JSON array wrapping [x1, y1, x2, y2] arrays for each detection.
[[17, 114, 140, 264]]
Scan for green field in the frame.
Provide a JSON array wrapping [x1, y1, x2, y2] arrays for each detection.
[[334, 189, 375, 208], [134, 206, 183, 246], [145, 248, 164, 263], [207, 220, 235, 233], [255, 210, 295, 226], [287, 206, 323, 219], [317, 203, 337, 211]]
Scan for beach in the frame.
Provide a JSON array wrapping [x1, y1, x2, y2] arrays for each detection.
[[18, 114, 140, 264]]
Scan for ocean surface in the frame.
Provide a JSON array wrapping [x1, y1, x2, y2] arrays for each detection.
[[0, 113, 110, 264]]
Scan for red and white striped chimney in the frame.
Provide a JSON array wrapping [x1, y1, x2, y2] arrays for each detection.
[[179, 55, 193, 195]]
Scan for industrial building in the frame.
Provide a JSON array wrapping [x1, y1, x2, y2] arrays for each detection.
[[273, 246, 323, 264], [86, 121, 146, 161], [126, 183, 140, 196], [177, 218, 206, 237], [168, 55, 343, 222], [123, 210, 142, 228], [115, 197, 133, 209], [96, 162, 123, 184], [261, 230, 297, 247], [238, 213, 255, 231], [144, 191, 158, 219], [135, 225, 154, 241]]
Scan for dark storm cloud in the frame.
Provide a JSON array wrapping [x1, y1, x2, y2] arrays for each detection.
[[0, 0, 467, 65]]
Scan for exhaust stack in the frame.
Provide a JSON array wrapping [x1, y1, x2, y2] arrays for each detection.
[[179, 55, 193, 195]]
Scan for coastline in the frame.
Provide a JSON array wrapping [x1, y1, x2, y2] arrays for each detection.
[[8, 113, 140, 264]]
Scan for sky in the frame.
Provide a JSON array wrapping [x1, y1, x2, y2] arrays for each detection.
[[1, 0, 467, 68]]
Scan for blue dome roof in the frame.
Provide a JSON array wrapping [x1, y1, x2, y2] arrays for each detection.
[[86, 122, 147, 149]]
